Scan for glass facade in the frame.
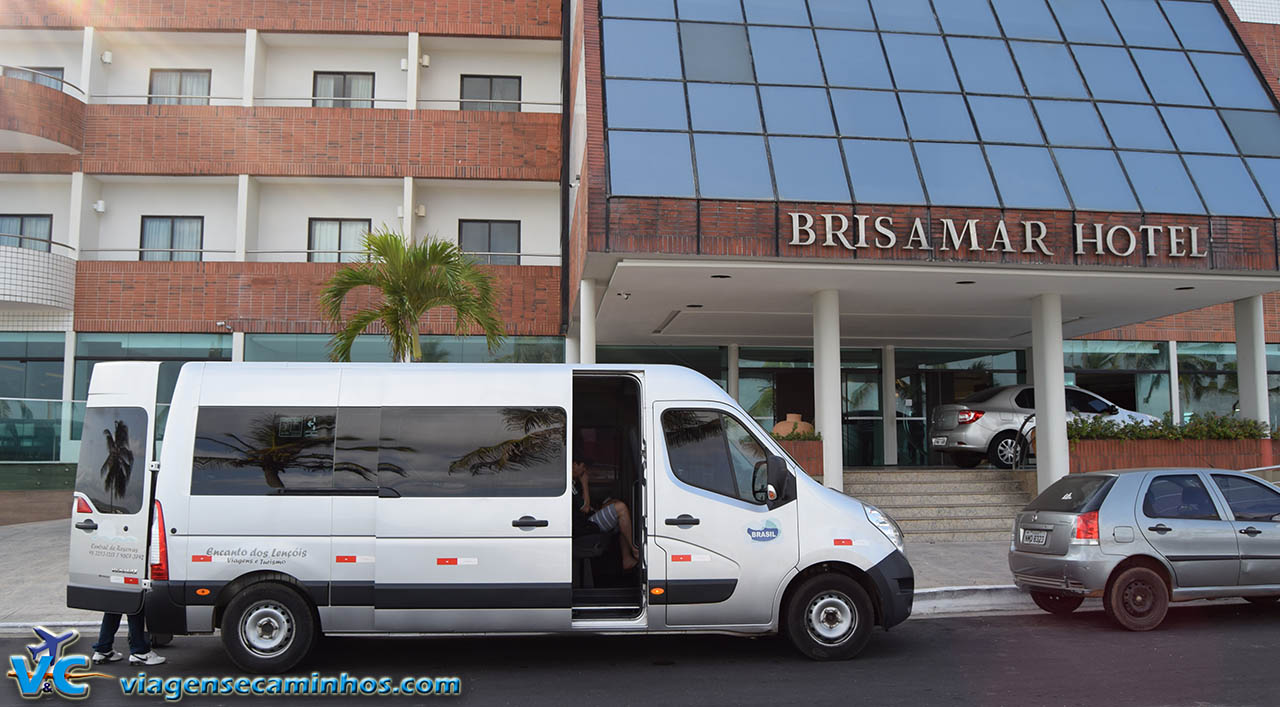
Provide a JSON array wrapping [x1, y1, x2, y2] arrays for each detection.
[[600, 0, 1280, 216], [245, 334, 565, 364]]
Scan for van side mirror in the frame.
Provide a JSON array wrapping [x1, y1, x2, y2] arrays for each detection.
[[751, 462, 769, 504], [766, 454, 791, 503]]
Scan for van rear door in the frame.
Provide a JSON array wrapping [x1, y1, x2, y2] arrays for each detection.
[[68, 362, 160, 614]]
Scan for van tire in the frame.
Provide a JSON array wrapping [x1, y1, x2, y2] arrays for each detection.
[[988, 431, 1027, 469], [784, 574, 874, 661], [220, 583, 316, 674], [1106, 566, 1168, 631]]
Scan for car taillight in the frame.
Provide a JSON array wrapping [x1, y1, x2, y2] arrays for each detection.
[[74, 496, 92, 514], [957, 410, 985, 424], [149, 500, 168, 581], [1073, 510, 1099, 545]]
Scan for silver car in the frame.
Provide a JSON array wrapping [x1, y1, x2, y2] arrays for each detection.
[[1009, 469, 1280, 631], [931, 385, 1158, 469]]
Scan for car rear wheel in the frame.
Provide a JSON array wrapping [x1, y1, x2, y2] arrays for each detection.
[[987, 431, 1028, 469], [784, 574, 874, 661], [221, 583, 316, 674], [1244, 595, 1280, 606], [1106, 566, 1169, 631], [1030, 591, 1084, 615], [951, 452, 983, 468]]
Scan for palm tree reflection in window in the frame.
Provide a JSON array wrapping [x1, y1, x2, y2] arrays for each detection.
[[101, 419, 134, 501], [195, 413, 336, 489], [448, 408, 566, 476]]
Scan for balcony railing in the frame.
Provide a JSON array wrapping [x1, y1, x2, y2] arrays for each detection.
[[0, 234, 77, 255], [0, 65, 86, 100]]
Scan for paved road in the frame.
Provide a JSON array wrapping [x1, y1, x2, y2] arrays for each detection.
[[4, 603, 1277, 706]]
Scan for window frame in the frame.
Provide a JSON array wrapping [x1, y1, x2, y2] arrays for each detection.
[[1142, 473, 1223, 522], [312, 71, 376, 108], [459, 74, 523, 112], [307, 218, 373, 263], [138, 215, 204, 262], [660, 406, 771, 506], [11, 66, 65, 90], [0, 214, 54, 252], [147, 69, 212, 106], [458, 219, 521, 265]]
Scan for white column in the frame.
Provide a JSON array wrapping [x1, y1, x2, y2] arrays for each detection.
[[881, 344, 898, 466], [79, 27, 98, 102], [727, 343, 740, 400], [241, 29, 259, 107], [234, 175, 256, 261], [1235, 295, 1269, 427], [579, 280, 597, 364], [1031, 294, 1069, 491], [406, 32, 420, 109], [67, 173, 85, 254], [60, 330, 77, 457], [814, 289, 842, 489], [232, 331, 246, 363], [1168, 340, 1181, 423], [564, 335, 580, 364], [402, 177, 415, 238]]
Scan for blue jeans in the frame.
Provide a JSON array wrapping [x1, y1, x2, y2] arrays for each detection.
[[92, 612, 150, 656]]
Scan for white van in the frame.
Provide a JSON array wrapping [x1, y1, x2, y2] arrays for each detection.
[[68, 362, 913, 673]]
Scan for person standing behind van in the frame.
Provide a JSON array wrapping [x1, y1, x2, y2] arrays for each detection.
[[91, 611, 165, 665], [572, 459, 641, 570]]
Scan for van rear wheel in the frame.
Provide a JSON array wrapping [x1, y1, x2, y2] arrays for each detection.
[[784, 574, 874, 661], [221, 583, 316, 674]]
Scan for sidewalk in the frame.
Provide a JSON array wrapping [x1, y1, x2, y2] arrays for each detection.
[[0, 520, 1034, 634]]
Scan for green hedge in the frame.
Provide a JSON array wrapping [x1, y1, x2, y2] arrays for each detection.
[[1066, 413, 1270, 441]]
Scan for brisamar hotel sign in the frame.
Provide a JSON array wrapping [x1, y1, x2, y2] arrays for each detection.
[[788, 212, 1208, 259]]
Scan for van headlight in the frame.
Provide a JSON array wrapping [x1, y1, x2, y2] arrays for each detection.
[[864, 503, 905, 554]]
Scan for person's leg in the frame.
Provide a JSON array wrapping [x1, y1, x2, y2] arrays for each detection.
[[93, 613, 122, 654], [611, 501, 640, 568], [124, 613, 151, 656]]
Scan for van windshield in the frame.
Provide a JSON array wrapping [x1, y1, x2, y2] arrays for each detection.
[[1026, 475, 1114, 513]]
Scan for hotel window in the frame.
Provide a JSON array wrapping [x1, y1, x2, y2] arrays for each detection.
[[0, 215, 52, 252], [309, 219, 371, 263], [7, 66, 63, 90], [148, 70, 211, 106], [313, 72, 374, 108], [459, 220, 519, 265], [140, 216, 203, 262], [460, 75, 521, 112]]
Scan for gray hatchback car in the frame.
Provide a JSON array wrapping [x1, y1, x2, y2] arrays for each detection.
[[1009, 468, 1280, 630]]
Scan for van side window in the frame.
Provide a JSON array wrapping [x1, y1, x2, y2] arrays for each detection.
[[378, 407, 566, 497], [661, 409, 768, 505], [75, 407, 148, 513], [192, 407, 336, 494], [334, 407, 380, 489]]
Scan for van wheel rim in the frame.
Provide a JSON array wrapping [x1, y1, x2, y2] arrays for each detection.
[[241, 601, 294, 657], [997, 438, 1020, 464], [806, 591, 857, 645], [1122, 580, 1156, 618]]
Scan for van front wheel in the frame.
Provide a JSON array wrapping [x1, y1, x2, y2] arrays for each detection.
[[221, 583, 316, 674], [784, 574, 874, 661]]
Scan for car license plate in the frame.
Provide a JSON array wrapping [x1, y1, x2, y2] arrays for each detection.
[[1022, 529, 1048, 545], [931, 436, 946, 446]]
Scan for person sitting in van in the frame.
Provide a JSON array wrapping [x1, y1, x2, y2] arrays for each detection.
[[572, 459, 641, 570]]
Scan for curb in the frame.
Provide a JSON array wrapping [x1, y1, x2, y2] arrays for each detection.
[[911, 584, 1038, 617]]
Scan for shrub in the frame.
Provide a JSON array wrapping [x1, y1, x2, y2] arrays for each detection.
[[771, 427, 822, 442], [1066, 412, 1269, 441]]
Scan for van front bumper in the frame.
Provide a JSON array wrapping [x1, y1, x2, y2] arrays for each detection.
[[144, 581, 188, 634], [868, 550, 914, 629]]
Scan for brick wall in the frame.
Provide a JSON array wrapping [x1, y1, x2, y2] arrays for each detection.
[[0, 0, 560, 38], [1085, 292, 1280, 343], [73, 262, 561, 336], [1070, 439, 1275, 474], [0, 76, 84, 152]]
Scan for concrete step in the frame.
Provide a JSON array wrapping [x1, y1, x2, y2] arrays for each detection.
[[851, 491, 1030, 506], [845, 469, 1023, 483], [898, 516, 1016, 532], [845, 480, 1026, 495], [876, 503, 1026, 520], [905, 529, 1016, 543]]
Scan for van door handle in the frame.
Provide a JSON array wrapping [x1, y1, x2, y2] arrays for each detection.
[[665, 515, 700, 527], [1240, 526, 1262, 537], [1148, 524, 1172, 534], [512, 516, 549, 528], [74, 519, 98, 531]]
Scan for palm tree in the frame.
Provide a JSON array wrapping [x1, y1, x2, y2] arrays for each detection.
[[100, 419, 134, 502], [449, 408, 566, 476], [319, 227, 505, 363]]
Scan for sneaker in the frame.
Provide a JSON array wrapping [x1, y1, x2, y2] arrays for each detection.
[[91, 650, 123, 665], [128, 651, 166, 666]]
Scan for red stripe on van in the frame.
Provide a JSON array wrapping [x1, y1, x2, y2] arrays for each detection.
[[191, 555, 212, 562], [437, 558, 457, 565], [335, 555, 356, 563], [834, 539, 853, 546], [123, 577, 139, 585], [671, 554, 692, 562]]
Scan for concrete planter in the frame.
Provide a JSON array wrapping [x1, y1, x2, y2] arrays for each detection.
[[1069, 438, 1277, 475], [777, 439, 823, 478]]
